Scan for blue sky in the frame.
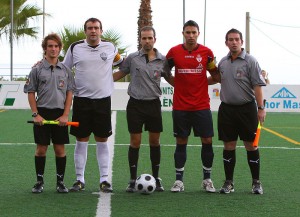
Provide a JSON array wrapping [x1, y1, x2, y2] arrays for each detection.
[[1, 0, 300, 84]]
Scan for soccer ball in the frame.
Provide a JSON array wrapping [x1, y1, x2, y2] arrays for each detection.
[[135, 174, 156, 195]]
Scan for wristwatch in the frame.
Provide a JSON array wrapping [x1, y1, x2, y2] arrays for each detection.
[[32, 112, 38, 117], [258, 106, 265, 110]]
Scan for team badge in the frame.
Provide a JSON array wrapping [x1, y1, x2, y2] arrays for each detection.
[[100, 52, 107, 61], [196, 54, 202, 62]]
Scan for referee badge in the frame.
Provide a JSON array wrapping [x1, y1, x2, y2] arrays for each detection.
[[59, 79, 65, 88], [153, 70, 160, 79]]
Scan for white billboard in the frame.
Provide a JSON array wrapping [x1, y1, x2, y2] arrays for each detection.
[[0, 81, 299, 112]]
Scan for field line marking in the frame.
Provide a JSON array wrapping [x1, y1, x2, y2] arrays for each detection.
[[262, 126, 300, 145], [95, 111, 116, 217]]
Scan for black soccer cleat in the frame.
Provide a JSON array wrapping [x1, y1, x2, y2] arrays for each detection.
[[32, 181, 44, 193], [252, 180, 263, 195], [100, 181, 113, 193], [155, 178, 165, 192], [126, 179, 136, 193], [69, 180, 85, 192], [56, 181, 69, 193], [219, 180, 234, 194]]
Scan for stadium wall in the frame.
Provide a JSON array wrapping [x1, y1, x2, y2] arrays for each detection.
[[0, 81, 299, 112]]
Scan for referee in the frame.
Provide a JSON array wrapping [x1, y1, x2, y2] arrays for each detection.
[[24, 33, 75, 193], [113, 26, 174, 193], [217, 28, 266, 194]]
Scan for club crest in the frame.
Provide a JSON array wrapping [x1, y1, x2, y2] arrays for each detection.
[[100, 52, 107, 61]]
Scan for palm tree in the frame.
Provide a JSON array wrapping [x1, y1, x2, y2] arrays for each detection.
[[0, 0, 47, 42], [102, 29, 128, 56], [59, 26, 86, 59], [137, 0, 153, 50]]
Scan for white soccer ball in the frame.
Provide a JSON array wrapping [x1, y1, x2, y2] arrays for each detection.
[[135, 174, 156, 195]]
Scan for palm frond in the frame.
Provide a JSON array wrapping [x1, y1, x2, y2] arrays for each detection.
[[0, 0, 48, 43]]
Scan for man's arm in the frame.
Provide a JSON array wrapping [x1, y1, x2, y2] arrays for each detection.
[[57, 90, 73, 125], [162, 59, 174, 86], [163, 74, 174, 87], [113, 71, 127, 81], [28, 92, 38, 114], [113, 53, 124, 67], [28, 92, 43, 123], [207, 69, 221, 85], [206, 56, 221, 85], [254, 85, 266, 124]]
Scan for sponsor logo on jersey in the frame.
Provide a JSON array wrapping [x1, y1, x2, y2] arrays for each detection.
[[178, 69, 202, 74], [196, 63, 203, 70], [184, 55, 194, 59]]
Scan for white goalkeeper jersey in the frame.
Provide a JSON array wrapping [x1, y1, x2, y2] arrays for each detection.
[[63, 39, 123, 99]]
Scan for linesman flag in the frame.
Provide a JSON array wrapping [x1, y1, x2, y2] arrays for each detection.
[[253, 122, 261, 147]]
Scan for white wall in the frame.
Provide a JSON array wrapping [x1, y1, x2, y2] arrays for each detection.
[[1, 81, 299, 112]]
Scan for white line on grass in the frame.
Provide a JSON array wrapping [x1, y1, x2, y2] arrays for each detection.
[[95, 111, 116, 217]]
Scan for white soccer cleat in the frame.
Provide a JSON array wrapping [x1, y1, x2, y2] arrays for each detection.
[[202, 178, 216, 193], [171, 180, 184, 192]]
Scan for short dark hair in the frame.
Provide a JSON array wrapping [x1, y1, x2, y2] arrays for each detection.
[[139, 26, 156, 38], [183, 20, 199, 32], [84, 17, 102, 31], [41, 33, 62, 55], [225, 28, 243, 41]]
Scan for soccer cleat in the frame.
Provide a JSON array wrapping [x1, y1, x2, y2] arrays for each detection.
[[219, 180, 234, 194], [155, 177, 165, 192], [170, 180, 184, 192], [202, 178, 216, 193], [126, 179, 136, 193], [100, 181, 113, 193], [56, 181, 69, 193], [252, 180, 263, 195], [69, 180, 85, 192], [32, 181, 44, 193]]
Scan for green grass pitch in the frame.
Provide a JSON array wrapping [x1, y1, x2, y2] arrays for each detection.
[[0, 110, 300, 217]]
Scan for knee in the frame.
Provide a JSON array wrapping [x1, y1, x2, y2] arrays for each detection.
[[35, 145, 47, 156], [54, 145, 66, 157], [201, 137, 212, 144]]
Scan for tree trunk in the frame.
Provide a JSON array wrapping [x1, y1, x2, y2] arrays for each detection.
[[137, 0, 153, 50]]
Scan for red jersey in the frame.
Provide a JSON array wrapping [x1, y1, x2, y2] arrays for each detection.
[[166, 44, 215, 111]]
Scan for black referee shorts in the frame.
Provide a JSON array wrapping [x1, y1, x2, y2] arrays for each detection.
[[218, 101, 258, 142], [126, 97, 163, 133], [70, 96, 112, 138], [34, 107, 69, 145]]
